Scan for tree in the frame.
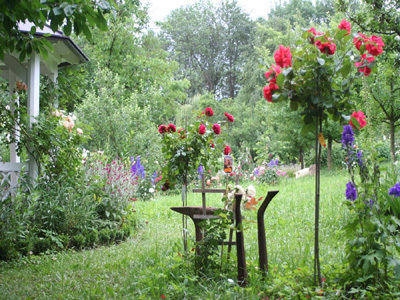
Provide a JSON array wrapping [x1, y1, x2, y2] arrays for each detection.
[[365, 57, 400, 161], [337, 0, 400, 51], [159, 0, 253, 99], [0, 0, 114, 61]]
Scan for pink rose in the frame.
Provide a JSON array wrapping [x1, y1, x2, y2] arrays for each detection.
[[212, 124, 221, 135], [199, 124, 206, 135]]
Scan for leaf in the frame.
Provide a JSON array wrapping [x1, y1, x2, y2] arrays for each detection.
[[276, 73, 284, 86], [282, 67, 293, 77], [289, 100, 298, 111], [351, 117, 361, 130], [317, 57, 325, 66]]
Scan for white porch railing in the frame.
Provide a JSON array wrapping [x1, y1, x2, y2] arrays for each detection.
[[0, 162, 28, 201]]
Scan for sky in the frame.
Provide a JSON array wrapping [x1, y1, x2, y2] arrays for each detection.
[[144, 0, 275, 24]]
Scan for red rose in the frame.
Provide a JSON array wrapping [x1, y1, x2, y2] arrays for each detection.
[[365, 35, 384, 56], [178, 128, 186, 139], [338, 19, 351, 35], [274, 45, 292, 68], [204, 107, 214, 116], [199, 124, 206, 135], [355, 54, 375, 76], [161, 181, 170, 191], [168, 123, 176, 132], [158, 124, 168, 134], [353, 32, 367, 50], [224, 145, 231, 155], [224, 112, 234, 122], [263, 83, 279, 103], [307, 27, 324, 43], [212, 124, 221, 135], [265, 64, 282, 84], [350, 111, 367, 129], [316, 38, 336, 55]]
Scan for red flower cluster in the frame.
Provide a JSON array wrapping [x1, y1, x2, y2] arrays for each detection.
[[353, 33, 384, 75], [224, 112, 234, 122], [355, 54, 375, 76], [212, 123, 221, 135], [338, 19, 351, 35], [264, 45, 292, 103], [158, 124, 176, 133], [263, 83, 279, 103], [307, 27, 324, 43], [350, 111, 367, 129], [274, 45, 292, 68], [224, 145, 231, 155], [354, 33, 385, 57], [315, 38, 336, 55], [199, 124, 206, 135], [265, 64, 281, 84], [204, 107, 214, 116]]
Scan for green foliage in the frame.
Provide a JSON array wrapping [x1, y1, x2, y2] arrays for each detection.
[[0, 0, 114, 61], [159, 0, 254, 99], [341, 130, 400, 291]]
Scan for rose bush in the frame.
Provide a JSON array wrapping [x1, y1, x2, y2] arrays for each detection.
[[158, 108, 233, 190]]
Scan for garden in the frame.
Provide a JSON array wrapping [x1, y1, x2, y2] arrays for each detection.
[[1, 0, 400, 299]]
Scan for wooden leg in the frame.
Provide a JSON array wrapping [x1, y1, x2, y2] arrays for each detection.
[[235, 193, 247, 286], [257, 191, 279, 275]]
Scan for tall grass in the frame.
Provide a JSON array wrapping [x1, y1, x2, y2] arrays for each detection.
[[0, 169, 386, 299]]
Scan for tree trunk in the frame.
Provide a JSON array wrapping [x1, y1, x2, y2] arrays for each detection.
[[327, 136, 333, 171], [314, 114, 322, 287], [299, 148, 304, 169], [390, 121, 396, 162]]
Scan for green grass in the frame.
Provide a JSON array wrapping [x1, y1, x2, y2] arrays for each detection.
[[0, 169, 396, 299]]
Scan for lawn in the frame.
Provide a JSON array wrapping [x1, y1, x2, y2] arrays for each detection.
[[0, 169, 381, 299]]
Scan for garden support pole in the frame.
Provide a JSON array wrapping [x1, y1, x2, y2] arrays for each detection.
[[257, 191, 279, 275]]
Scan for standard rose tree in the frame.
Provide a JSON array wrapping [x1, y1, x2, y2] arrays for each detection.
[[158, 108, 234, 190], [262, 19, 384, 286]]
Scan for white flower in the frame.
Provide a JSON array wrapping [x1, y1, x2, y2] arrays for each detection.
[[246, 185, 256, 197], [149, 188, 155, 193]]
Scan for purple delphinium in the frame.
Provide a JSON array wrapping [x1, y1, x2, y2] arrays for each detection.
[[389, 183, 400, 197], [345, 181, 357, 201], [341, 125, 354, 148], [197, 164, 204, 179], [267, 159, 275, 168], [151, 172, 157, 185], [131, 156, 145, 178], [357, 150, 363, 166], [253, 168, 259, 176]]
